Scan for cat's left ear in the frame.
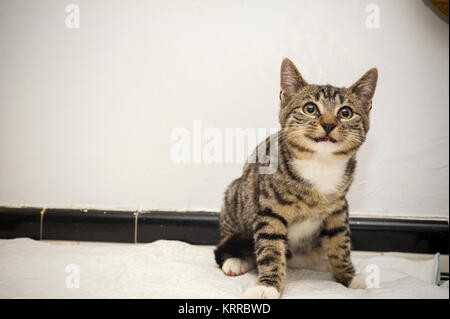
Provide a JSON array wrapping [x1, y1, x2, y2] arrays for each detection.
[[280, 58, 308, 107], [349, 68, 378, 111]]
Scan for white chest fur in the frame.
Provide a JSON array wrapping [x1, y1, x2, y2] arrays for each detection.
[[287, 219, 323, 244], [292, 155, 348, 194]]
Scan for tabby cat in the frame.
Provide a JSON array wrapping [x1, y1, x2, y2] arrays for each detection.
[[214, 58, 378, 299]]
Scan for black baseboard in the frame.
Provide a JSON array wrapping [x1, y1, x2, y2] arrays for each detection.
[[0, 207, 448, 254]]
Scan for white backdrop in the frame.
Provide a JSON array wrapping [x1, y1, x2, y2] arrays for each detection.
[[0, 0, 448, 218]]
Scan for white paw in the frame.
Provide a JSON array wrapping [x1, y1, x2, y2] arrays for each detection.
[[244, 285, 280, 299], [222, 257, 254, 276], [349, 273, 367, 289]]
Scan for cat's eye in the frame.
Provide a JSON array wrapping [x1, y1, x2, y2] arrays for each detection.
[[338, 107, 353, 119], [303, 103, 319, 116]]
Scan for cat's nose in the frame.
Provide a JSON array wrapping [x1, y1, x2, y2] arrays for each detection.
[[321, 122, 336, 135]]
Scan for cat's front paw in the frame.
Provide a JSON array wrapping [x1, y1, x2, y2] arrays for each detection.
[[244, 285, 280, 299], [222, 257, 254, 276], [349, 273, 367, 289]]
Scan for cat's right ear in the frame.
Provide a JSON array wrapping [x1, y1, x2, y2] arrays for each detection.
[[349, 68, 378, 112], [280, 58, 308, 106]]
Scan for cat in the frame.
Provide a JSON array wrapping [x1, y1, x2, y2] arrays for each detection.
[[214, 58, 378, 299]]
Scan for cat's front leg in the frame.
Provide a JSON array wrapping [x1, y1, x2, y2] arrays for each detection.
[[244, 208, 288, 299], [321, 206, 365, 289]]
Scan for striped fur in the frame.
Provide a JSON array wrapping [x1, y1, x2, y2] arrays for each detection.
[[214, 58, 378, 298]]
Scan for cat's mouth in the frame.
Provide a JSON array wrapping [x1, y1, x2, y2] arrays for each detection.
[[314, 135, 337, 143]]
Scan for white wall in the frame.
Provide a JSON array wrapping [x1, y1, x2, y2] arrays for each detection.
[[0, 0, 448, 218]]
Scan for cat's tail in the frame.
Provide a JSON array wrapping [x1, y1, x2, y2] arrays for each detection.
[[214, 233, 255, 267]]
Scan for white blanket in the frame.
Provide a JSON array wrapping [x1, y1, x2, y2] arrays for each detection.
[[0, 238, 447, 299]]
